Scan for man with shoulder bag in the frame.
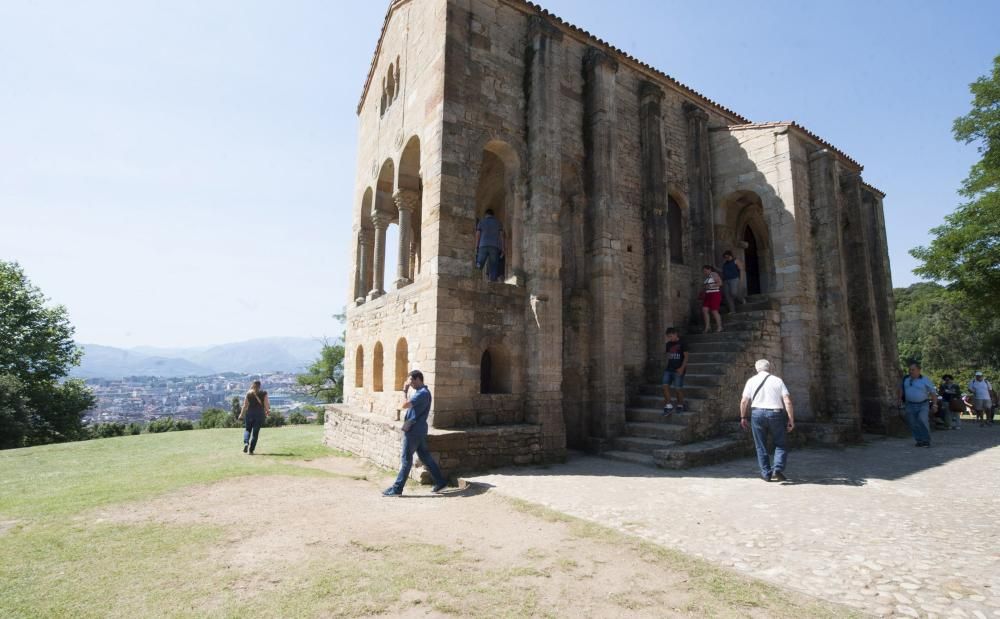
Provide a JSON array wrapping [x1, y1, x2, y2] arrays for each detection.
[[383, 370, 449, 497], [739, 359, 794, 482]]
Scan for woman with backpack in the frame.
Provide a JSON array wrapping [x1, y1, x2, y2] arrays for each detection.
[[239, 380, 270, 454]]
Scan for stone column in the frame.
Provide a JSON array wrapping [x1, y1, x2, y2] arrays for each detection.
[[368, 212, 388, 299], [639, 81, 670, 376], [864, 187, 903, 430], [807, 149, 859, 421], [393, 189, 419, 288], [841, 173, 886, 431], [584, 47, 625, 440], [684, 102, 715, 270], [355, 227, 374, 304], [523, 16, 566, 457]]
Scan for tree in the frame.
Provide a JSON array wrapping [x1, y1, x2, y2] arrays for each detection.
[[0, 261, 95, 447], [894, 282, 1000, 380], [911, 54, 1000, 315], [297, 340, 345, 403]]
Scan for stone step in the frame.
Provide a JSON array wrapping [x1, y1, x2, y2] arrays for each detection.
[[633, 394, 705, 411], [687, 341, 746, 354], [685, 352, 738, 364], [685, 331, 754, 344], [602, 450, 656, 467], [652, 435, 750, 469], [680, 371, 724, 386], [624, 421, 689, 441], [626, 407, 698, 424], [729, 300, 777, 313], [638, 385, 713, 399], [612, 435, 679, 454]]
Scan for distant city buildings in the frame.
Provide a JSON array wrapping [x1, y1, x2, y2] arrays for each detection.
[[84, 372, 320, 423]]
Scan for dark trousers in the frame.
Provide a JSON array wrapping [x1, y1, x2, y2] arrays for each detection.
[[392, 431, 447, 492], [243, 412, 263, 452]]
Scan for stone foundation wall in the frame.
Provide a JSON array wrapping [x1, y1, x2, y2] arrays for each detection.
[[325, 404, 548, 482]]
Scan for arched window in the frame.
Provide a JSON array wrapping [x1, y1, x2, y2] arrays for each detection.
[[475, 142, 520, 282], [372, 342, 384, 392], [480, 347, 512, 394], [668, 196, 683, 264], [386, 64, 396, 103], [394, 338, 409, 392], [354, 345, 364, 388]]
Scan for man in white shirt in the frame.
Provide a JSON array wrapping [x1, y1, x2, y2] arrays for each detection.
[[740, 359, 795, 482], [968, 371, 994, 427]]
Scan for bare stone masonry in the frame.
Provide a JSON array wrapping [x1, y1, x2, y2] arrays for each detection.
[[326, 0, 900, 479]]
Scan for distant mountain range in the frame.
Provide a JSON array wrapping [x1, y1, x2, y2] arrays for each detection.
[[72, 337, 326, 378]]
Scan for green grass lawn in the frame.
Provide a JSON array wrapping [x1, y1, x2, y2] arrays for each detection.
[[0, 426, 337, 619]]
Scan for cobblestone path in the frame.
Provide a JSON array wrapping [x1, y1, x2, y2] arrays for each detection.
[[469, 426, 1000, 618]]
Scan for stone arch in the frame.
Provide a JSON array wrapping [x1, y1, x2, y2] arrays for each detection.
[[480, 344, 512, 394], [372, 341, 384, 393], [397, 137, 422, 281], [474, 140, 522, 281], [373, 159, 397, 294], [394, 338, 409, 392], [355, 188, 375, 300], [719, 189, 774, 295], [354, 345, 364, 389]]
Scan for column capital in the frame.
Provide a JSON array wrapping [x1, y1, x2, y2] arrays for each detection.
[[584, 47, 618, 73], [528, 14, 563, 42], [370, 210, 390, 229], [682, 101, 709, 123], [393, 189, 420, 213], [639, 80, 664, 104]]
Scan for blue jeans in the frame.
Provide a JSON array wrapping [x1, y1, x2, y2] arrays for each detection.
[[904, 401, 931, 444], [392, 431, 447, 492], [661, 370, 684, 388], [750, 408, 788, 478], [476, 246, 501, 282], [243, 411, 263, 452]]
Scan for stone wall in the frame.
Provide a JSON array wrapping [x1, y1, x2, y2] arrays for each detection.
[[325, 404, 543, 482]]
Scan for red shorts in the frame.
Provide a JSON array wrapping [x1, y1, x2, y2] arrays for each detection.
[[702, 291, 722, 311]]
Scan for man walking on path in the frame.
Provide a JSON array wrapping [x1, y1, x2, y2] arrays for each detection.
[[383, 370, 448, 496], [900, 362, 938, 446], [661, 328, 688, 416], [474, 209, 504, 282], [721, 250, 745, 313], [740, 359, 794, 481], [968, 371, 994, 426]]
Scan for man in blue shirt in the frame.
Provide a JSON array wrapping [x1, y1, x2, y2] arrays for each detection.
[[383, 370, 449, 496], [900, 361, 938, 447], [475, 209, 504, 282]]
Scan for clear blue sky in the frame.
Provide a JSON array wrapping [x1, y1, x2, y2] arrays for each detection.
[[1, 1, 996, 348]]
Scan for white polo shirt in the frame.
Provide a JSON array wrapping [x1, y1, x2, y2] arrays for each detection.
[[742, 372, 790, 410]]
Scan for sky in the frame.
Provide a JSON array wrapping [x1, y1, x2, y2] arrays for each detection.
[[1, 1, 997, 348]]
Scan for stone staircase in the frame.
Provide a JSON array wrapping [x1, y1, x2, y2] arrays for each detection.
[[603, 295, 782, 469]]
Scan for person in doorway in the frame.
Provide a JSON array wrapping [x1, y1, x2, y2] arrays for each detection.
[[701, 265, 723, 333], [900, 362, 937, 447], [474, 209, 504, 282], [739, 359, 794, 482], [968, 371, 994, 427], [239, 380, 270, 455], [938, 374, 963, 430], [661, 327, 688, 416], [383, 370, 449, 497], [721, 250, 746, 313]]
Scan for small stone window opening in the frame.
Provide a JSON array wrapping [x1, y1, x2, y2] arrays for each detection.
[[354, 345, 364, 389], [668, 196, 684, 264], [479, 347, 512, 394], [394, 338, 409, 392], [372, 342, 384, 392]]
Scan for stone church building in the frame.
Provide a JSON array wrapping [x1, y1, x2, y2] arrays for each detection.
[[326, 0, 900, 475]]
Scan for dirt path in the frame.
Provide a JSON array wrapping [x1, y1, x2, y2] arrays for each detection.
[[90, 455, 844, 618]]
